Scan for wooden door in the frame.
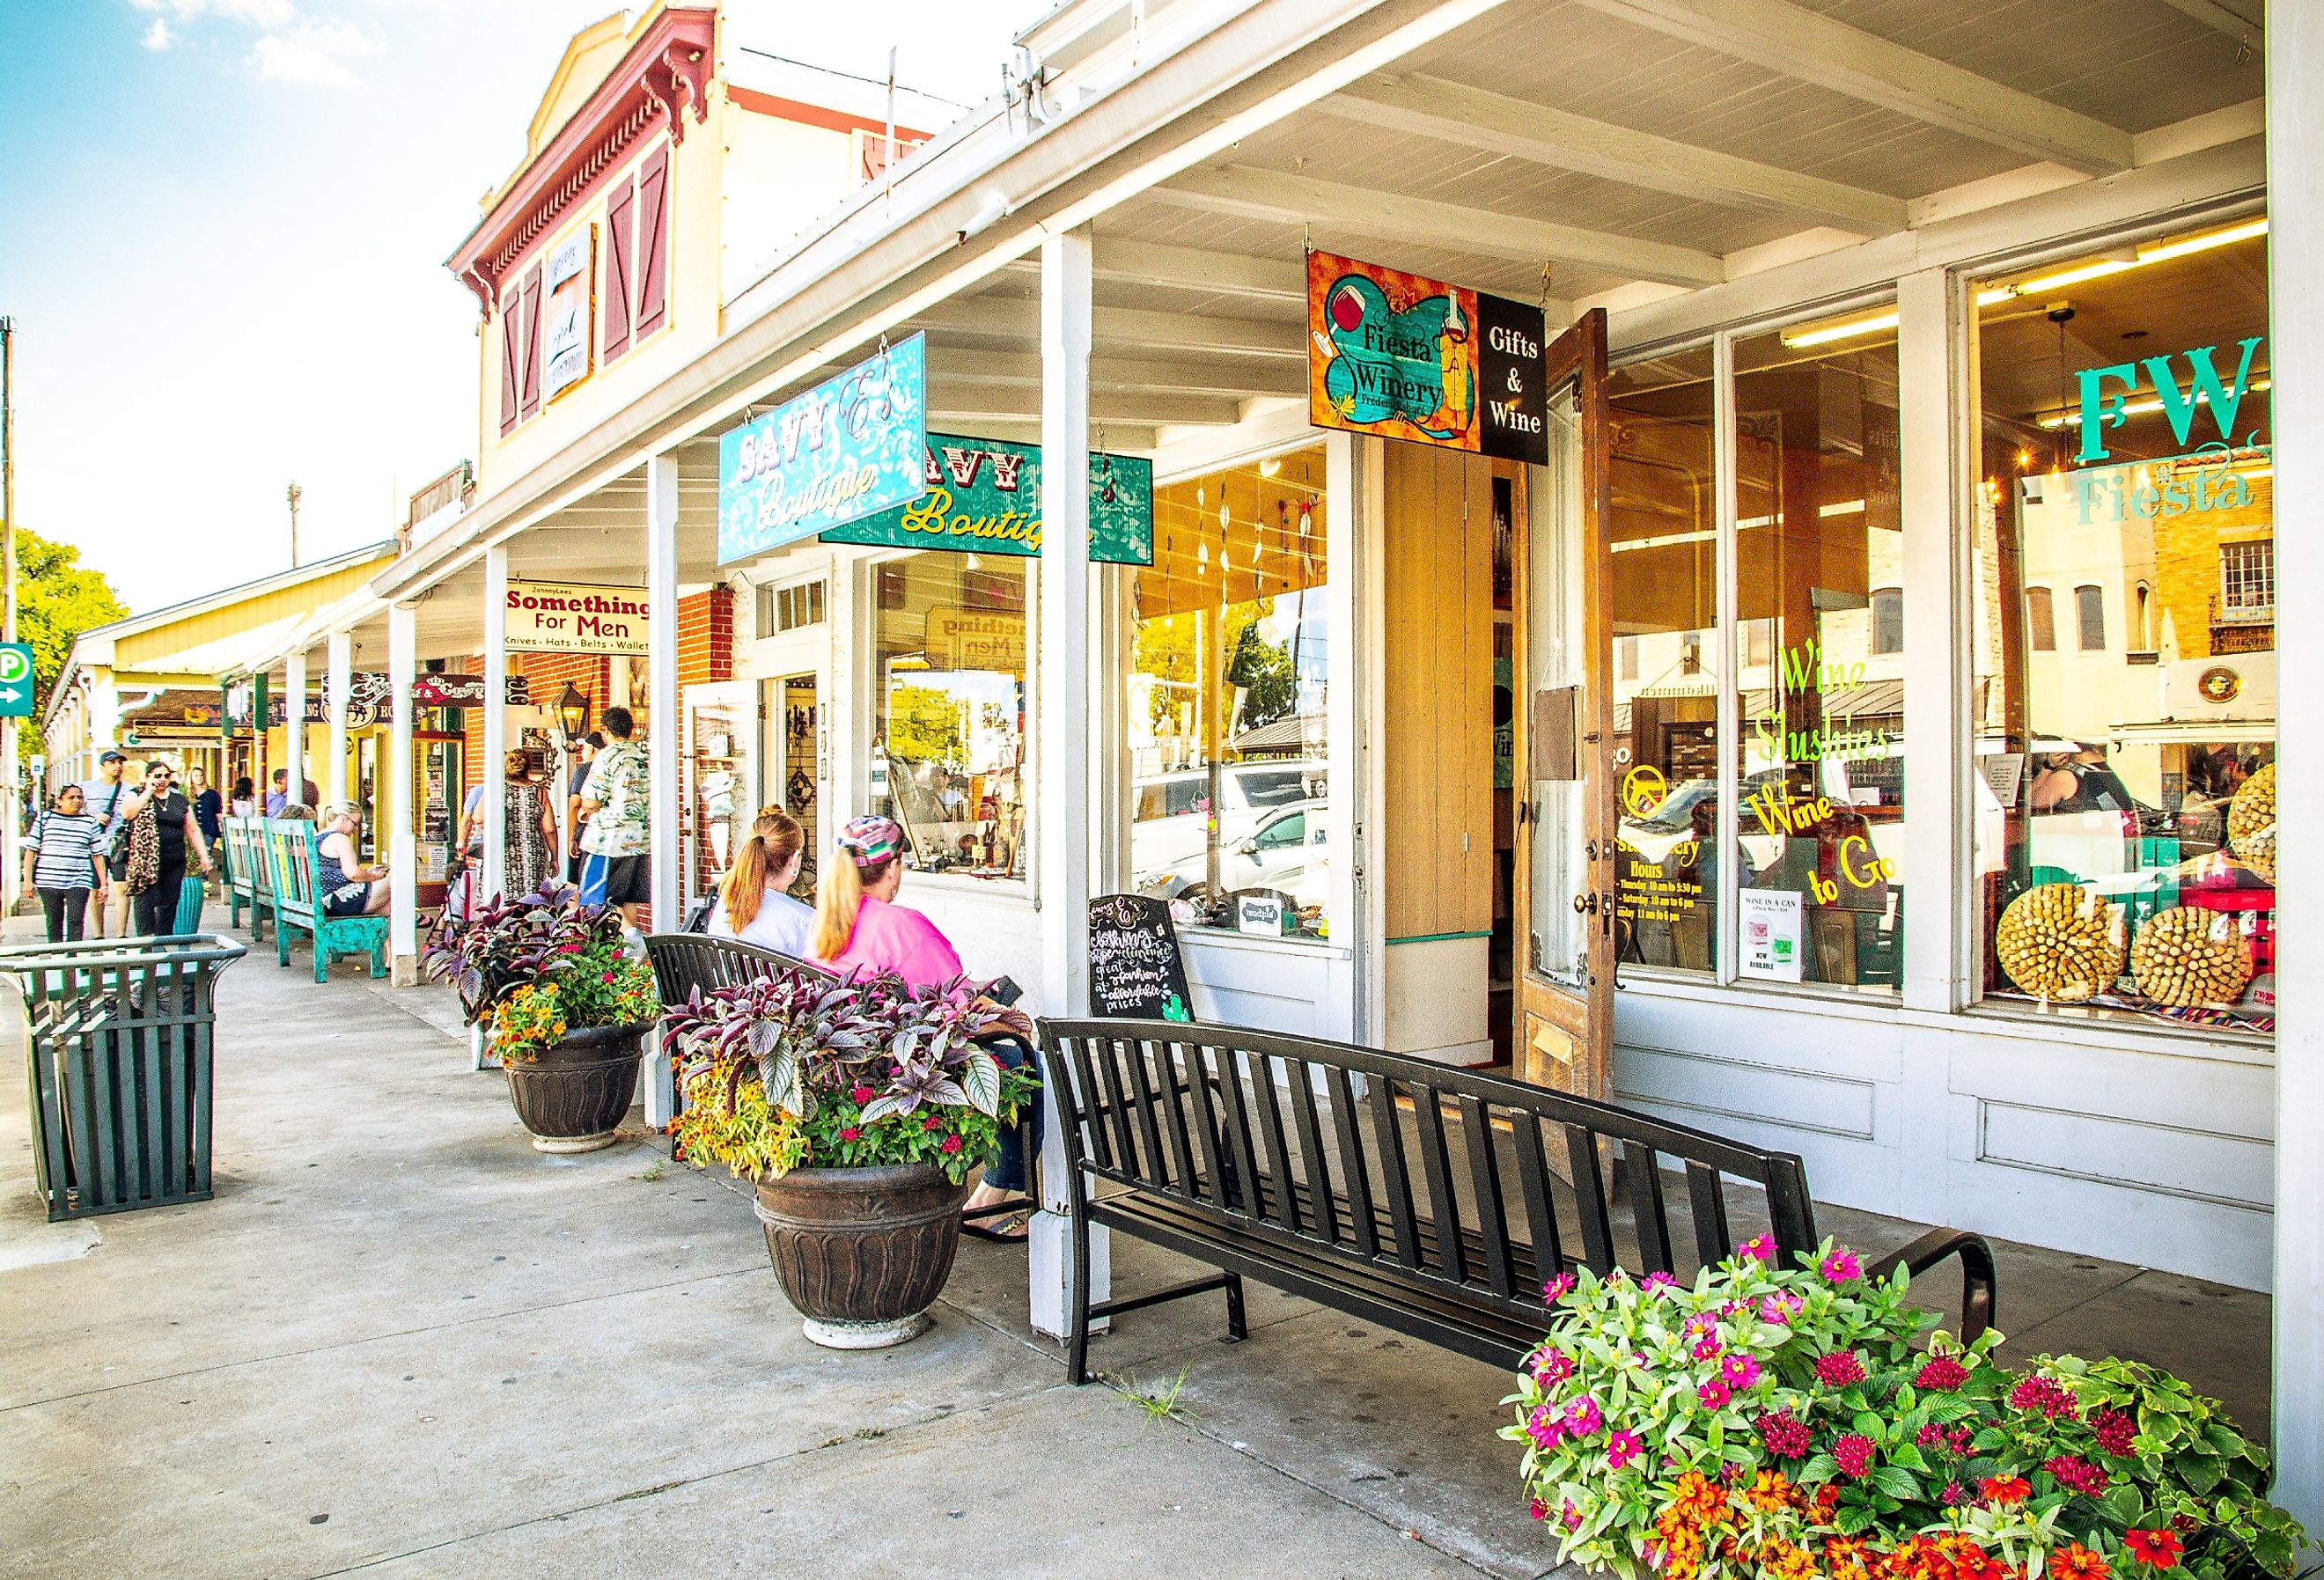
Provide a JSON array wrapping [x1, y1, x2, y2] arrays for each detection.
[[1511, 310, 1616, 1098]]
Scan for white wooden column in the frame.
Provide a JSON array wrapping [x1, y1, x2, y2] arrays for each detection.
[[2268, 0, 2323, 1533], [283, 647, 307, 808], [644, 452, 682, 1128], [325, 630, 350, 806], [387, 603, 419, 984], [1028, 224, 1107, 1339], [482, 545, 510, 903]]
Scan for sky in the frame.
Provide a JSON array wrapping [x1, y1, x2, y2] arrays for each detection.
[[0, 0, 1030, 612]]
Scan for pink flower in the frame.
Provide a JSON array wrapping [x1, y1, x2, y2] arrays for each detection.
[[1605, 1429, 1644, 1470], [1530, 1346, 1576, 1385], [1814, 1350, 1866, 1387], [1690, 1337, 1721, 1361], [1529, 1497, 1549, 1522], [923, 1114, 945, 1131], [2044, 1454, 2110, 1496], [1542, 1272, 1577, 1304], [1643, 1270, 1680, 1295], [1682, 1312, 1719, 1336], [601, 970, 617, 983], [1942, 1480, 1967, 1507], [1735, 1233, 1777, 1264], [1564, 1396, 1603, 1437], [1759, 1293, 1803, 1325], [1697, 1378, 1731, 1407], [1833, 1434, 1876, 1478], [1820, 1247, 1863, 1282], [1563, 1501, 1583, 1530], [2092, 1407, 2136, 1458], [940, 1135, 963, 1154], [849, 1084, 876, 1105], [1756, 1409, 1812, 1459], [1720, 1353, 1761, 1390], [2009, 1375, 2080, 1421], [837, 1127, 861, 1142], [1916, 1356, 1971, 1392], [1525, 1406, 1565, 1449]]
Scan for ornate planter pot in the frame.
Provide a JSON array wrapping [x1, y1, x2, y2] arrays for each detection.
[[753, 1164, 972, 1349], [502, 1021, 652, 1153]]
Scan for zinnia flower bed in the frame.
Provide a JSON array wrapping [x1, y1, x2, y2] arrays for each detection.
[[1504, 1239, 2307, 1580]]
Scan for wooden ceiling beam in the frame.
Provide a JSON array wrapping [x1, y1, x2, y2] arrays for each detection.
[[1327, 72, 1908, 235], [930, 388, 1246, 427], [1152, 164, 1727, 287], [1571, 0, 2133, 175]]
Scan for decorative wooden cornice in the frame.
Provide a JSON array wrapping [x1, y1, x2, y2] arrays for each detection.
[[446, 6, 715, 318]]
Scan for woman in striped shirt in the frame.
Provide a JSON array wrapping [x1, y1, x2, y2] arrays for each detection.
[[20, 784, 109, 944]]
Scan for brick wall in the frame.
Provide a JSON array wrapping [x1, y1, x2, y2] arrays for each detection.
[[677, 586, 735, 687]]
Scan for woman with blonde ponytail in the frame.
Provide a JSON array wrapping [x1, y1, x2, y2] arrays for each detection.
[[811, 815, 962, 984], [707, 806, 813, 957]]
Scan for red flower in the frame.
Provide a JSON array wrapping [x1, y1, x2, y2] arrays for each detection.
[[1831, 1434, 1875, 1478], [2124, 1530, 2184, 1569], [1756, 1409, 1812, 1459], [1979, 1475, 2031, 1506], [838, 1127, 862, 1142], [2092, 1407, 2136, 1458], [1814, 1350, 1867, 1387], [1916, 1355, 1971, 1391], [940, 1135, 963, 1154], [1529, 1497, 1549, 1522], [2048, 1543, 2109, 1580], [849, 1084, 876, 1106], [923, 1114, 945, 1130], [2044, 1454, 2109, 1496], [2008, 1375, 2081, 1421]]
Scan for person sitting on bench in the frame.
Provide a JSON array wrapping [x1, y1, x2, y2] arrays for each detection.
[[708, 806, 813, 959], [316, 802, 391, 917]]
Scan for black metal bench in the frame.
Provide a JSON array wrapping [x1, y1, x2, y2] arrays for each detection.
[[643, 933, 1040, 1238], [1040, 1018, 1996, 1385]]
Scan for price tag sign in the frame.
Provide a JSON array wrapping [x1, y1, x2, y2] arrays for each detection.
[[0, 643, 33, 717]]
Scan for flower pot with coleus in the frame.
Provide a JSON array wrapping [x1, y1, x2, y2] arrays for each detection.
[[421, 882, 660, 1152], [663, 967, 1039, 1349], [1504, 1238, 2309, 1580]]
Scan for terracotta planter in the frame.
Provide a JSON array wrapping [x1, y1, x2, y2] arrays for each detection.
[[753, 1164, 972, 1349], [502, 1021, 652, 1153]]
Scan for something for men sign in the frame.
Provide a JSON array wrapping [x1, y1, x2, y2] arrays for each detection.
[[504, 581, 649, 657]]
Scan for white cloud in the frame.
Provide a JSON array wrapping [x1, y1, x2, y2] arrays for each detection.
[[130, 0, 300, 24], [248, 18, 379, 86], [141, 17, 173, 48]]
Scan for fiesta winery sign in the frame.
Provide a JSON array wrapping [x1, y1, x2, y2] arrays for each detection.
[[504, 580, 649, 657]]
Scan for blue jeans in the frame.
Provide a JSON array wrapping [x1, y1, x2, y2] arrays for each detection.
[[982, 1035, 1044, 1194]]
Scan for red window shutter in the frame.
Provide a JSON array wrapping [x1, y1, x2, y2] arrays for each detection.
[[603, 176, 635, 363], [634, 143, 670, 340], [518, 265, 544, 420], [498, 283, 522, 435]]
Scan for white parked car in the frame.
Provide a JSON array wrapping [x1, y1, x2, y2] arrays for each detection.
[[1137, 800, 1327, 899], [1130, 759, 1324, 878]]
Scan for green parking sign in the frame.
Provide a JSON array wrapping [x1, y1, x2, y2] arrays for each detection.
[[0, 643, 33, 717]]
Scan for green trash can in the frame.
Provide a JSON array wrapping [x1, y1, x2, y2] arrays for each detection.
[[3, 933, 247, 1221]]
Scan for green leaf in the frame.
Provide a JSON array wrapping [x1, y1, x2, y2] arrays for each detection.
[[1870, 1466, 1923, 1502], [960, 1049, 1003, 1116], [1889, 1442, 1930, 1473]]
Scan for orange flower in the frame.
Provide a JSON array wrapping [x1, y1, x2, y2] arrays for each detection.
[[2049, 1544, 2111, 1580], [1747, 1469, 1798, 1514], [1667, 1470, 1727, 1525], [1980, 1475, 2032, 1506], [1824, 1538, 1873, 1580]]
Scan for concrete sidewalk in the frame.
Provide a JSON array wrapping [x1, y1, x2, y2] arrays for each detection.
[[0, 925, 2274, 1579]]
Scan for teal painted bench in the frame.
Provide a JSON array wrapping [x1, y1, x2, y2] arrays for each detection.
[[221, 815, 271, 941], [261, 819, 387, 982]]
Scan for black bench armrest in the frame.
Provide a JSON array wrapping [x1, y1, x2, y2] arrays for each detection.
[[1866, 1226, 1997, 1342]]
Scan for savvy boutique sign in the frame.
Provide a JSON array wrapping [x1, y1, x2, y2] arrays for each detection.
[[820, 434, 1154, 565], [717, 334, 929, 562], [1306, 250, 1548, 465]]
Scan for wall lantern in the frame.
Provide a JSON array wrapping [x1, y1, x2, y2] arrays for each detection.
[[557, 682, 592, 741]]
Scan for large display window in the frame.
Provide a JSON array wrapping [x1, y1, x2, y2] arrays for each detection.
[[867, 552, 1028, 881], [1128, 445, 1330, 939], [1967, 216, 2274, 1033]]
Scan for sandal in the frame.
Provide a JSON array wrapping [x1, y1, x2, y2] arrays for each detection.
[[962, 1208, 1033, 1242]]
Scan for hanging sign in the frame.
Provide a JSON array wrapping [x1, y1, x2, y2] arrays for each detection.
[[1306, 251, 1547, 463], [820, 435, 1154, 565], [504, 580, 649, 657], [1088, 893, 1195, 1022], [717, 334, 929, 563], [1739, 889, 1806, 982], [542, 224, 595, 403]]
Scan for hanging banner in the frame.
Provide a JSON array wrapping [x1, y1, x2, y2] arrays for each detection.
[[820, 434, 1153, 565], [717, 334, 929, 563], [1306, 250, 1547, 464], [542, 224, 595, 403], [504, 581, 649, 657]]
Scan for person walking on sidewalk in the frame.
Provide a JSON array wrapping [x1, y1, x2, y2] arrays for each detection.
[[77, 748, 131, 937], [577, 707, 651, 930], [20, 784, 108, 944], [119, 761, 212, 937]]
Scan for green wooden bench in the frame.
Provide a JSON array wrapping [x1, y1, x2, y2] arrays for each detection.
[[220, 815, 272, 941], [261, 819, 387, 983]]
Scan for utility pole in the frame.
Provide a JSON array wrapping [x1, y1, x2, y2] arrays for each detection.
[[2, 317, 18, 914], [287, 480, 302, 569]]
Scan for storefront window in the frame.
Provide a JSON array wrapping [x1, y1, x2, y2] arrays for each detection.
[[1609, 347, 1718, 976], [1128, 445, 1330, 939], [867, 553, 1028, 880], [1969, 215, 2274, 1031], [1727, 319, 1905, 995]]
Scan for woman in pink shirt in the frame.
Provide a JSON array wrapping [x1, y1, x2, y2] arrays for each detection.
[[813, 816, 1039, 1236]]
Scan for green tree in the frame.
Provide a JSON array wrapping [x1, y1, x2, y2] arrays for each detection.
[[886, 683, 967, 764], [1225, 621, 1297, 730], [17, 526, 129, 761]]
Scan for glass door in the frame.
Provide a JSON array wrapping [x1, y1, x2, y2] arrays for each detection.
[[681, 681, 756, 909], [1512, 311, 1617, 1097]]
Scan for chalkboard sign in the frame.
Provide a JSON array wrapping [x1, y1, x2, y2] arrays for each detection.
[[1088, 893, 1195, 1022]]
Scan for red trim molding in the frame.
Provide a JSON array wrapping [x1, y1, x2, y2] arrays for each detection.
[[726, 85, 930, 144], [446, 6, 715, 317]]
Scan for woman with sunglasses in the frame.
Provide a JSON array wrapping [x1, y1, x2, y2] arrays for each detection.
[[20, 784, 109, 943], [118, 761, 212, 937]]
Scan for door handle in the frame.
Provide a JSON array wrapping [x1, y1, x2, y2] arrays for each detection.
[[1572, 892, 1598, 915]]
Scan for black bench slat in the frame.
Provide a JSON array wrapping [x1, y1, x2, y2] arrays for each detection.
[[1043, 1017, 1997, 1389]]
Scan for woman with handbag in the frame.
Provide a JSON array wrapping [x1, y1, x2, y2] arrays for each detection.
[[20, 784, 109, 943], [119, 761, 212, 937]]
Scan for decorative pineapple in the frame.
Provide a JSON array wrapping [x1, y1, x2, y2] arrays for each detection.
[[2129, 905, 2253, 1008], [2226, 762, 2276, 882], [1996, 883, 2124, 1003]]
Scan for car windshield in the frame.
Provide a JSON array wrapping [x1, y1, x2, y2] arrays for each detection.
[[1236, 768, 1311, 808]]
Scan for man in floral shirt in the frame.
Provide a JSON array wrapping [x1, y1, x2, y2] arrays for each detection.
[[578, 706, 652, 927]]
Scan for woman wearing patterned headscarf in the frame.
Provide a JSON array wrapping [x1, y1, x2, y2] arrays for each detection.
[[813, 814, 1041, 1238]]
